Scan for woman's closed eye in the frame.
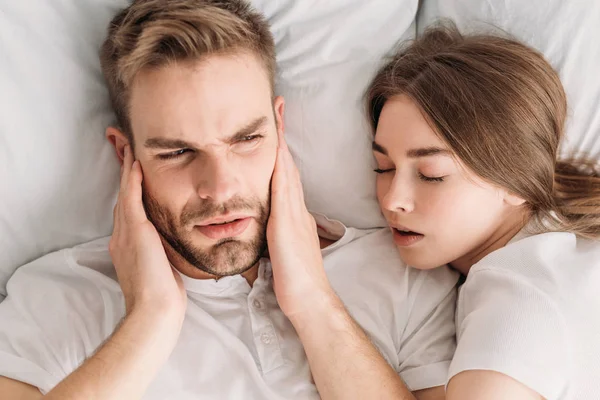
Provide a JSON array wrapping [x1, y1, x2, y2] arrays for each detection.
[[374, 167, 446, 182], [419, 172, 445, 182]]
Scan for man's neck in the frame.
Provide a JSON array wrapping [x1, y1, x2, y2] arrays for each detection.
[[241, 266, 259, 286]]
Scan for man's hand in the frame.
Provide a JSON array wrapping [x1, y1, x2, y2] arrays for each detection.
[[31, 145, 189, 400], [266, 132, 418, 400], [266, 130, 336, 321], [109, 144, 187, 321]]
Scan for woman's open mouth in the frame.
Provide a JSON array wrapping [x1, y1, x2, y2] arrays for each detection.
[[391, 227, 424, 247]]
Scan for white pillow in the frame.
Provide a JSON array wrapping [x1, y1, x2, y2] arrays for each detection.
[[417, 0, 600, 161], [251, 0, 417, 229], [0, 0, 418, 299], [0, 0, 128, 299]]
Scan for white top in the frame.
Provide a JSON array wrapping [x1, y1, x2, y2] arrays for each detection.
[[0, 215, 458, 399], [449, 230, 600, 400]]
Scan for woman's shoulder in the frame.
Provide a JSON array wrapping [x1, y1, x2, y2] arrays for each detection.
[[465, 231, 600, 305], [473, 231, 598, 277], [454, 232, 600, 399]]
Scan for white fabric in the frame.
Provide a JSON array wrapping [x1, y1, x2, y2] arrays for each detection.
[[0, 216, 458, 398], [450, 231, 600, 399], [251, 0, 418, 229], [0, 0, 129, 300], [417, 0, 600, 161], [0, 0, 419, 300]]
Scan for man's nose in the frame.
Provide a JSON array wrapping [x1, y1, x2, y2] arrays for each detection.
[[195, 156, 241, 204]]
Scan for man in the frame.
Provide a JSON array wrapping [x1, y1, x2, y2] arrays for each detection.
[[0, 1, 458, 399]]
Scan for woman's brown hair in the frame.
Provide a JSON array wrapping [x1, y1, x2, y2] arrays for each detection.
[[366, 22, 600, 239]]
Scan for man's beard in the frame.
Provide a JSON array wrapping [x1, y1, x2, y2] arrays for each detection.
[[142, 188, 270, 277]]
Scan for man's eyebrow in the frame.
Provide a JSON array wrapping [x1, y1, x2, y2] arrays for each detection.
[[143, 116, 270, 150], [226, 116, 269, 143], [144, 137, 195, 150]]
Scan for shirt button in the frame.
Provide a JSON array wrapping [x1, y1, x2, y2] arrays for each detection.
[[260, 332, 273, 345], [253, 299, 263, 310]]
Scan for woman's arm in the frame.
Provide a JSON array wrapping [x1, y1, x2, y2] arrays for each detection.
[[447, 267, 569, 400], [447, 370, 543, 400], [0, 377, 43, 400]]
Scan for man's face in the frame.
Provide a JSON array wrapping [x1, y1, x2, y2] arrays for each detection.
[[127, 52, 283, 277]]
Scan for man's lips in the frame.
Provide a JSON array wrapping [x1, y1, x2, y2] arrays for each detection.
[[197, 213, 251, 226], [194, 217, 252, 240]]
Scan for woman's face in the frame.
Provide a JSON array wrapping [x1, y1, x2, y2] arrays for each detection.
[[373, 95, 523, 270]]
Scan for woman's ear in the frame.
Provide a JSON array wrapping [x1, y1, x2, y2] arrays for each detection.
[[504, 191, 527, 207], [105, 126, 131, 165]]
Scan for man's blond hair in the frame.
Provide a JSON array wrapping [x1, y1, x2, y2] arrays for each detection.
[[100, 0, 276, 142]]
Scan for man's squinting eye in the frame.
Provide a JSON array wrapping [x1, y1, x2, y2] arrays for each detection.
[[156, 134, 263, 160], [238, 134, 263, 143], [158, 149, 191, 160]]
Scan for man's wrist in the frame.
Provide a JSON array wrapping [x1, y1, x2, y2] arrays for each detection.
[[287, 289, 347, 330], [127, 292, 185, 321], [123, 302, 185, 349], [130, 299, 184, 324]]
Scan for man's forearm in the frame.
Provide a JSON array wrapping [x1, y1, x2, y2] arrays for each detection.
[[290, 293, 415, 400], [44, 307, 181, 400]]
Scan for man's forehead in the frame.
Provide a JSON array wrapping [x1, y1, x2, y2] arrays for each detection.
[[130, 52, 271, 104], [129, 55, 274, 147]]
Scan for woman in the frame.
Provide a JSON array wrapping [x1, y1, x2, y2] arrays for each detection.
[[366, 23, 600, 399]]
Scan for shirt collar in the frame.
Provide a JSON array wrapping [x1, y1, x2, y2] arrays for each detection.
[[176, 258, 271, 296]]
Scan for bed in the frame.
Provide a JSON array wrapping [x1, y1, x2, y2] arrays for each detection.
[[1, 0, 599, 301]]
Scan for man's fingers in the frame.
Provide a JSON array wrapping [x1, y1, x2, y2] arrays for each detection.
[[123, 160, 148, 223], [112, 200, 120, 233], [276, 139, 305, 203], [120, 144, 133, 193], [271, 130, 308, 228], [283, 145, 302, 187], [271, 144, 290, 203], [276, 125, 286, 150]]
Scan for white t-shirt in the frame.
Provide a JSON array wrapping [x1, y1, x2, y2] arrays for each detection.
[[449, 230, 600, 399], [0, 215, 458, 399]]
